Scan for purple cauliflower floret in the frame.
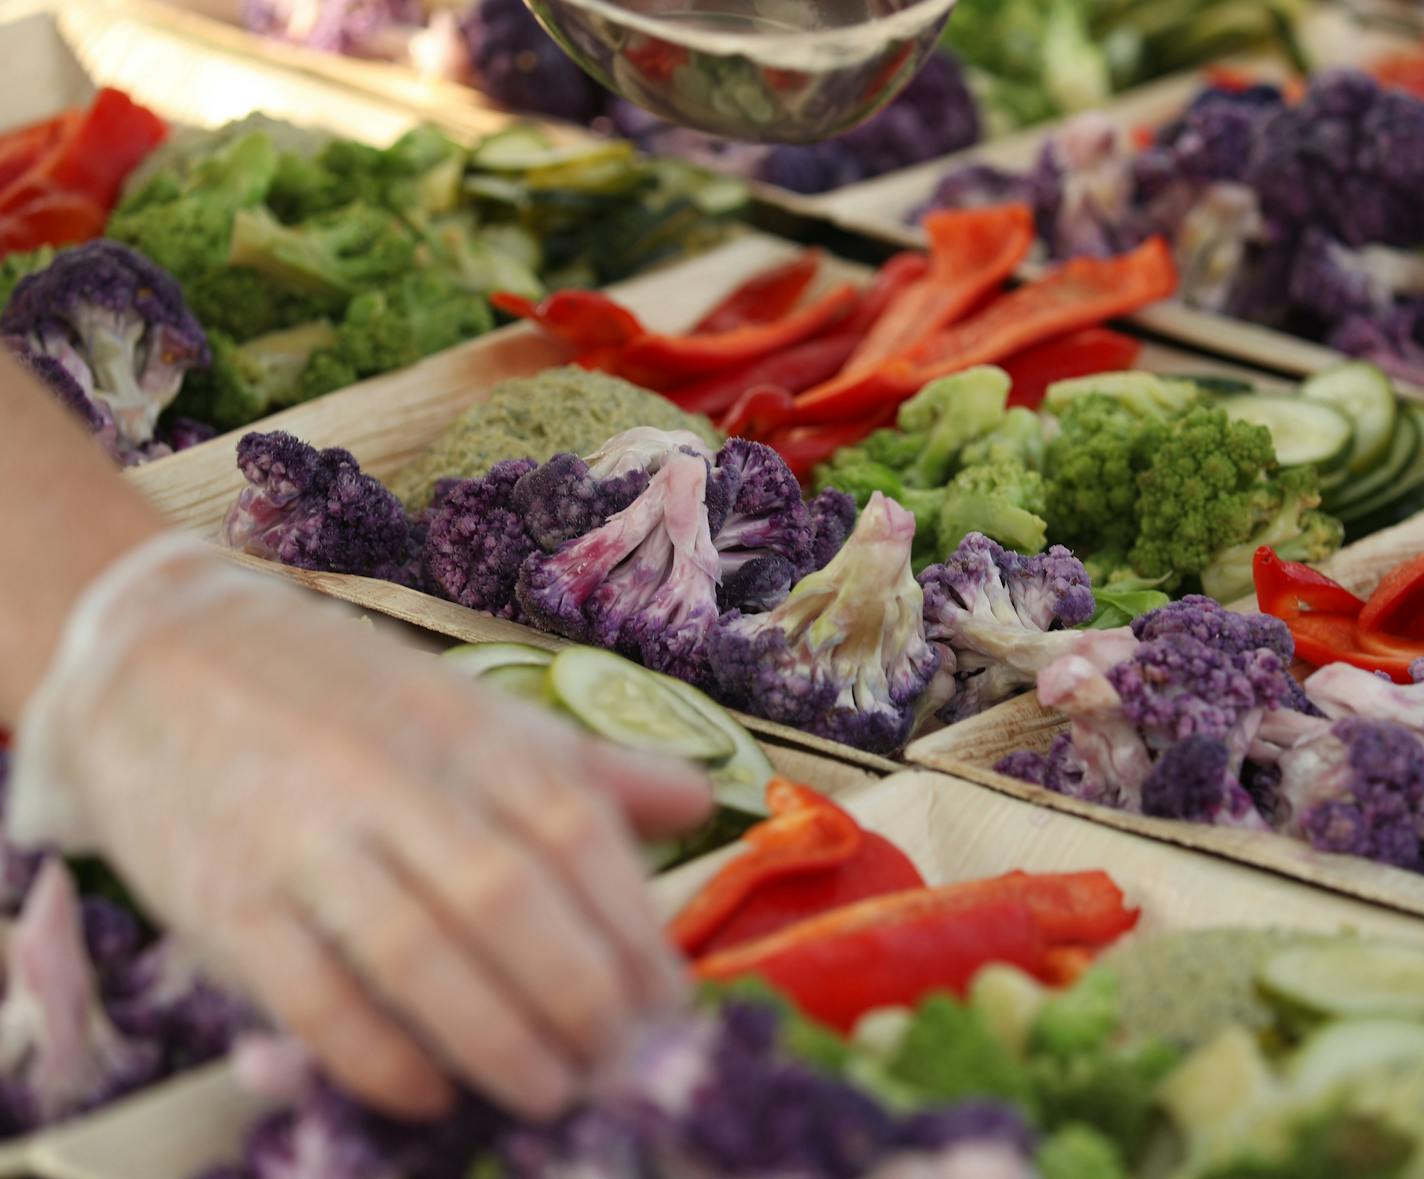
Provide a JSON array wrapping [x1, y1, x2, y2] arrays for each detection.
[[422, 458, 537, 618], [518, 451, 722, 685], [1274, 718, 1424, 870], [994, 734, 1088, 799], [807, 488, 857, 572], [223, 431, 422, 586], [1130, 595, 1294, 664], [919, 535, 1095, 724], [1249, 71, 1424, 250], [709, 493, 940, 754], [910, 164, 1039, 225], [1032, 113, 1141, 261], [1140, 85, 1284, 188], [81, 899, 144, 980], [0, 242, 210, 459], [0, 860, 162, 1136], [242, 0, 423, 59], [1139, 734, 1255, 823], [461, 0, 612, 124], [512, 427, 708, 552], [712, 439, 816, 613], [163, 416, 220, 453], [1328, 299, 1424, 389]]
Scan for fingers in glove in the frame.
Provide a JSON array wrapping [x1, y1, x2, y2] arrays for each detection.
[[226, 904, 454, 1120], [300, 840, 587, 1122]]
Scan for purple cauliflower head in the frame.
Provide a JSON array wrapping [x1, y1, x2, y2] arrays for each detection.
[[0, 242, 210, 456], [423, 458, 538, 618], [224, 431, 422, 586], [1328, 299, 1424, 390], [711, 438, 815, 613], [911, 164, 1039, 226], [807, 488, 857, 573], [709, 492, 940, 754]]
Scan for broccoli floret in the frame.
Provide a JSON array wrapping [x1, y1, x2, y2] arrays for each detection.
[[1036, 1125, 1130, 1179], [174, 321, 339, 431], [107, 132, 280, 284], [1199, 467, 1344, 603], [223, 431, 422, 585], [422, 459, 538, 618], [226, 202, 417, 302], [1029, 970, 1120, 1060], [0, 860, 161, 1134], [919, 534, 1095, 723], [181, 265, 330, 343], [708, 492, 941, 754], [937, 459, 1050, 556], [1130, 405, 1302, 594], [517, 451, 723, 686], [884, 994, 1038, 1114], [1042, 372, 1202, 421], [861, 425, 932, 472], [1045, 394, 1167, 554], [1, 241, 210, 455], [712, 438, 816, 613], [959, 406, 1048, 470], [894, 366, 1011, 488], [1275, 718, 1424, 870]]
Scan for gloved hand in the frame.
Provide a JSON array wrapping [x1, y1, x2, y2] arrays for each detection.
[[9, 533, 712, 1121]]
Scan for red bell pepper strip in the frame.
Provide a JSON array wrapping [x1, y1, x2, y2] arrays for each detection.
[[0, 111, 79, 195], [1358, 554, 1424, 641], [1285, 613, 1424, 684], [491, 290, 646, 353], [1043, 945, 1097, 987], [693, 251, 822, 334], [764, 407, 898, 483], [717, 385, 797, 440], [0, 186, 107, 255], [1253, 547, 1365, 622], [663, 332, 858, 419], [1002, 328, 1143, 410], [843, 204, 1037, 376], [617, 284, 859, 387], [668, 780, 864, 957], [42, 88, 168, 211], [697, 893, 1051, 1033], [841, 252, 932, 338], [1373, 50, 1424, 100]]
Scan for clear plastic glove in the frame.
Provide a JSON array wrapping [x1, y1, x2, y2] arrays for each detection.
[[9, 533, 712, 1121]]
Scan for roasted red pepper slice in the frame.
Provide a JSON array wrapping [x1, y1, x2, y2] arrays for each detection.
[[668, 780, 864, 957], [1002, 328, 1143, 410], [618, 284, 859, 386], [842, 204, 1036, 376], [693, 251, 822, 335], [1359, 554, 1424, 641], [841, 252, 932, 338], [664, 332, 858, 419], [1254, 547, 1365, 622], [697, 893, 1050, 1033], [491, 289, 646, 353], [1285, 613, 1423, 684], [716, 385, 797, 440]]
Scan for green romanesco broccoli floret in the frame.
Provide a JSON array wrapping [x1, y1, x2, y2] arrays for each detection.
[[1036, 1124, 1131, 1179], [107, 132, 280, 285], [938, 458, 1049, 556], [226, 202, 418, 302], [173, 321, 340, 431], [1045, 394, 1169, 555]]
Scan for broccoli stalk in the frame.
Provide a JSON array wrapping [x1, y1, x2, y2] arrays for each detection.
[[709, 493, 940, 754]]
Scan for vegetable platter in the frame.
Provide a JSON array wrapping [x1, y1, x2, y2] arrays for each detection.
[[125, 231, 1278, 772], [811, 5, 1424, 393], [905, 506, 1424, 919], [22, 767, 1424, 1179]]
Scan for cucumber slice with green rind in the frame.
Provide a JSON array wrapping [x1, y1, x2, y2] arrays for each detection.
[[1286, 1019, 1424, 1101], [1219, 395, 1353, 472], [1259, 941, 1424, 1022], [1326, 411, 1420, 518], [548, 648, 736, 763], [1300, 362, 1399, 477], [654, 674, 774, 816], [480, 663, 555, 703], [1335, 405, 1424, 525], [441, 643, 555, 678]]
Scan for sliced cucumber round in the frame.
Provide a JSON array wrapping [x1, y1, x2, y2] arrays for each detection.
[[480, 663, 555, 703], [1219, 395, 1353, 472], [1327, 410, 1420, 519], [1259, 940, 1424, 1022], [1300, 362, 1399, 477], [654, 673, 774, 816], [1286, 1019, 1424, 1101], [548, 648, 735, 763], [441, 642, 555, 679]]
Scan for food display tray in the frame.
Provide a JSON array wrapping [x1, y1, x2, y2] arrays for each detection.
[[125, 231, 1293, 774], [16, 764, 1424, 1179], [809, 6, 1421, 393]]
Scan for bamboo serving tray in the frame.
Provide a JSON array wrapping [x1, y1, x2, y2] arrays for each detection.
[[811, 6, 1422, 393], [8, 764, 1422, 1179], [125, 232, 1291, 773], [906, 508, 1424, 919]]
